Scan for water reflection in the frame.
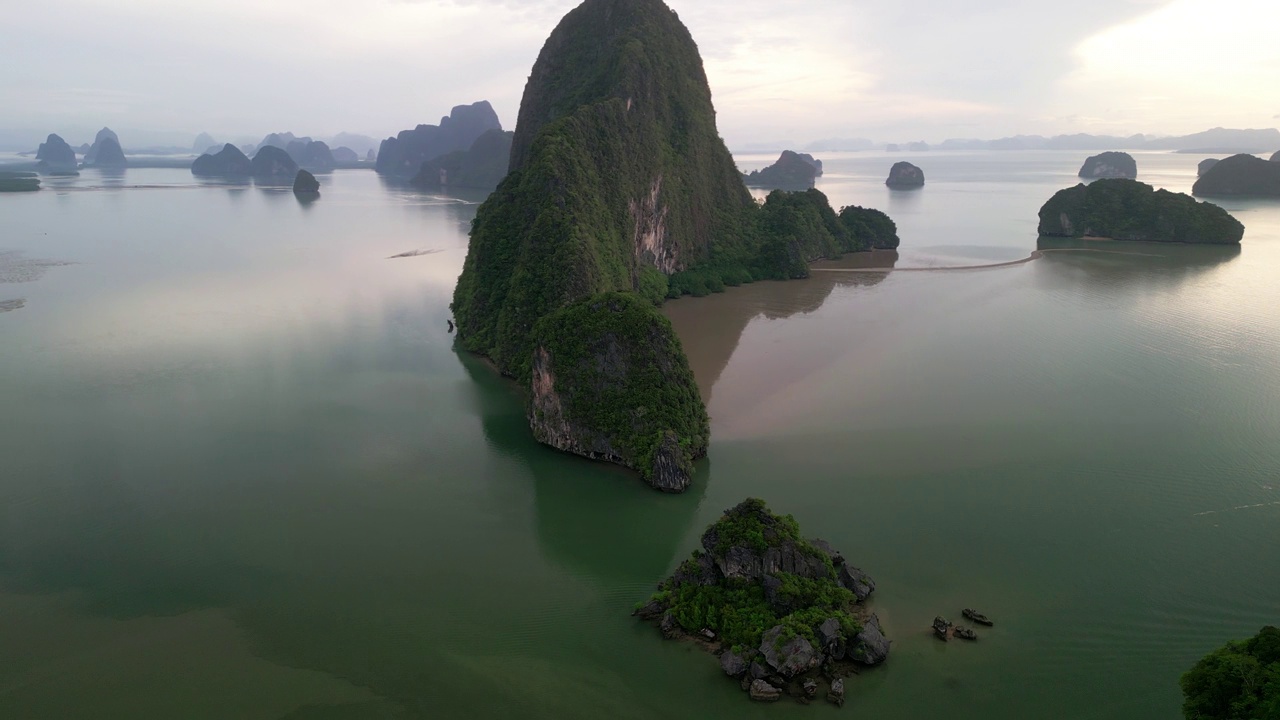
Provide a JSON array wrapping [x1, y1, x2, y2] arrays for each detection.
[[90, 168, 128, 189], [1034, 236, 1242, 292], [456, 352, 709, 586]]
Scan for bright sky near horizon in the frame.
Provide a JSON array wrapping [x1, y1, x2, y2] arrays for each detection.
[[2, 0, 1276, 146]]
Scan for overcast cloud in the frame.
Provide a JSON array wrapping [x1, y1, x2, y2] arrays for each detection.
[[1, 0, 1276, 147]]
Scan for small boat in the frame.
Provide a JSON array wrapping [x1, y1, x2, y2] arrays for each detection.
[[963, 609, 994, 626], [953, 626, 978, 641]]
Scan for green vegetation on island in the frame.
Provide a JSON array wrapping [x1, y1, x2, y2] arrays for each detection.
[[1038, 179, 1244, 244], [451, 0, 901, 490], [636, 499, 888, 705], [529, 293, 708, 491], [1181, 626, 1280, 719]]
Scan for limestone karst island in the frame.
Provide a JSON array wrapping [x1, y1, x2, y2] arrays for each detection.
[[451, 0, 897, 493], [3, 0, 1280, 718]]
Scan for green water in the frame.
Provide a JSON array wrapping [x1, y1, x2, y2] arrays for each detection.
[[1, 156, 1277, 718]]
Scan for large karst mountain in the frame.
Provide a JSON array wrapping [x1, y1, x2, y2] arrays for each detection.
[[450, 0, 896, 491], [453, 0, 757, 378]]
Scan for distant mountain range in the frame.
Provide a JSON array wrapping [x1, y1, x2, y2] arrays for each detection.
[[788, 127, 1280, 154]]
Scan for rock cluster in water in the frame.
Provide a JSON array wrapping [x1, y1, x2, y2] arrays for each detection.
[[743, 151, 823, 190], [376, 102, 503, 177], [1192, 153, 1280, 198], [410, 128, 513, 192], [1039, 179, 1244, 244], [36, 134, 79, 174], [1078, 151, 1137, 179], [84, 127, 126, 167], [636, 499, 888, 705], [191, 144, 253, 176], [885, 161, 924, 189]]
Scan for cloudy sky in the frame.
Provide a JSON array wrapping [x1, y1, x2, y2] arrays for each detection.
[[2, 0, 1277, 147]]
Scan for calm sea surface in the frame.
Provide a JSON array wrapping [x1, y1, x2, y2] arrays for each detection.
[[1, 153, 1277, 719]]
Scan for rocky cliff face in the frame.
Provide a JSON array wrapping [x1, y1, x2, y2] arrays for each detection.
[[35, 134, 78, 173], [885, 161, 924, 188], [1193, 153, 1280, 198], [191, 144, 252, 176], [528, 293, 707, 492], [1079, 151, 1137, 179], [743, 151, 822, 190], [410, 129, 513, 192], [84, 128, 126, 167], [251, 146, 300, 181], [376, 102, 502, 177], [1039, 179, 1244, 244]]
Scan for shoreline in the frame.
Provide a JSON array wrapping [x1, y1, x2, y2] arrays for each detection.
[[811, 247, 1168, 274]]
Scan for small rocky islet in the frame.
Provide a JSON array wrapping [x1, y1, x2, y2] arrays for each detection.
[[743, 150, 824, 191], [1078, 151, 1137, 180], [635, 499, 889, 705], [885, 161, 925, 189], [293, 169, 320, 197]]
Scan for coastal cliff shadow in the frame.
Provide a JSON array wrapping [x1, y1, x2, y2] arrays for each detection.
[[456, 351, 708, 586], [1034, 237, 1242, 293], [665, 251, 898, 404]]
